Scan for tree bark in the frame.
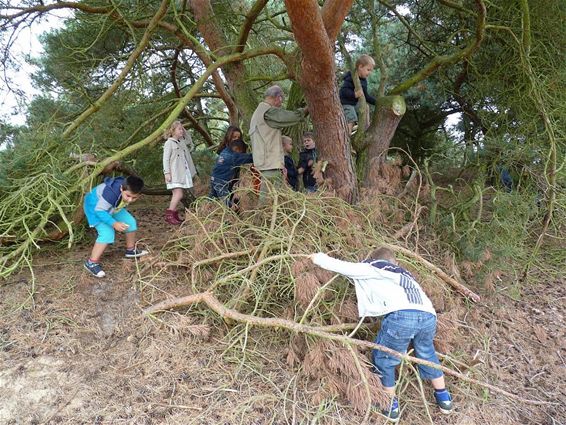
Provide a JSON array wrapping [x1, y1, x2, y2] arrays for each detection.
[[285, 0, 357, 202], [189, 0, 259, 125], [363, 96, 406, 184]]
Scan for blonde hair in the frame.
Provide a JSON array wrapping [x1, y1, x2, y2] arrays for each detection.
[[164, 120, 184, 139], [355, 54, 375, 69], [281, 135, 292, 145]]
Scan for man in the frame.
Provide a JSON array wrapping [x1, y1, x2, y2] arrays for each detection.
[[249, 85, 308, 197]]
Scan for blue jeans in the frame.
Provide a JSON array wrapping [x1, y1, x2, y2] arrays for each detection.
[[209, 177, 231, 206], [372, 310, 443, 388]]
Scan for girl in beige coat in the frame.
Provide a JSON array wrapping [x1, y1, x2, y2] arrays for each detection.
[[163, 121, 197, 225]]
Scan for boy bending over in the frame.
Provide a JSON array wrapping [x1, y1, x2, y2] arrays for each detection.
[[84, 175, 148, 278], [310, 247, 453, 422]]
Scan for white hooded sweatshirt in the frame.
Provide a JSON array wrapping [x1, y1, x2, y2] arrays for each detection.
[[312, 253, 436, 318]]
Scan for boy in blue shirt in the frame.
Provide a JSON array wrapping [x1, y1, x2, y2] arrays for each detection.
[[210, 139, 253, 207], [83, 175, 148, 278]]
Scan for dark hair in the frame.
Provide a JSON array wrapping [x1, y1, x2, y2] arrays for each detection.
[[369, 246, 396, 263], [302, 131, 315, 140], [217, 125, 242, 154], [123, 175, 144, 193], [229, 139, 247, 152]]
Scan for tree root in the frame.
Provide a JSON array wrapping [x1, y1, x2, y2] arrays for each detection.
[[144, 291, 551, 406]]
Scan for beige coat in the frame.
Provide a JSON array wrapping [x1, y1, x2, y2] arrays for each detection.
[[163, 134, 197, 184], [250, 102, 284, 171]]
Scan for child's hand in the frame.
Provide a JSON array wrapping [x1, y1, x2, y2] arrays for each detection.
[[113, 222, 129, 232], [307, 159, 314, 167], [164, 173, 171, 183], [355, 89, 363, 98]]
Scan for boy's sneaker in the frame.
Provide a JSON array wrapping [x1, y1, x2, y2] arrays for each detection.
[[434, 389, 453, 414], [84, 260, 106, 278], [373, 397, 400, 423], [125, 248, 149, 259]]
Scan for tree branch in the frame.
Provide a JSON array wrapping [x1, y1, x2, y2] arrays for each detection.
[[321, 0, 354, 42], [61, 0, 170, 139], [377, 0, 437, 56], [385, 244, 481, 302], [143, 291, 550, 405], [0, 2, 110, 21], [389, 0, 486, 95], [235, 0, 268, 53]]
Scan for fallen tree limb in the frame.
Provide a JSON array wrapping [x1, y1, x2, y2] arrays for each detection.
[[385, 244, 481, 302], [143, 291, 549, 405]]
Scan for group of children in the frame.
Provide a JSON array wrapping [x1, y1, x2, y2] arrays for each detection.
[[209, 128, 320, 208], [81, 54, 452, 421]]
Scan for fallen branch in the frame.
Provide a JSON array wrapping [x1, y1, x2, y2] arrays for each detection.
[[385, 244, 481, 302], [143, 291, 549, 405]]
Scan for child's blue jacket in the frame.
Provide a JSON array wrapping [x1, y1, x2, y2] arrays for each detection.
[[211, 147, 253, 183], [83, 176, 126, 227]]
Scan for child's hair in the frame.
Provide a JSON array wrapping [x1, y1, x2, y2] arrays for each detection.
[[217, 125, 242, 154], [229, 139, 247, 152], [281, 135, 292, 145], [370, 246, 396, 263], [355, 54, 375, 69], [302, 131, 315, 141], [164, 120, 184, 139], [123, 175, 144, 194]]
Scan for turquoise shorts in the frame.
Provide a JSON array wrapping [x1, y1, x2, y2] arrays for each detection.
[[94, 209, 137, 244]]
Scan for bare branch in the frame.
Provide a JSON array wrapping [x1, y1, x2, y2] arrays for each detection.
[[143, 291, 549, 405], [235, 0, 268, 53], [390, 0, 486, 95]]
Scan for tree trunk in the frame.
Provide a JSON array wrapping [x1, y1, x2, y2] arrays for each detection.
[[189, 0, 259, 126], [285, 0, 357, 203], [363, 95, 406, 184]]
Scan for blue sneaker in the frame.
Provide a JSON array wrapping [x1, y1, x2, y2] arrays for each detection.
[[373, 397, 400, 423], [434, 389, 453, 414], [125, 248, 149, 258], [84, 260, 106, 278]]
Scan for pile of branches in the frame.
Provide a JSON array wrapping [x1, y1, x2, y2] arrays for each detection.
[[140, 183, 511, 422]]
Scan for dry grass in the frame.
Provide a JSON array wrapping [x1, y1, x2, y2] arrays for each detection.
[[1, 173, 562, 424], [136, 175, 479, 422]]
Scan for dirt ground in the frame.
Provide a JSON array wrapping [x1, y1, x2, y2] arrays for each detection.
[[0, 200, 564, 425]]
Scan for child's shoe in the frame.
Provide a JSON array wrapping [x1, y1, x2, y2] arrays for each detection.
[[373, 397, 400, 423], [173, 210, 184, 223], [434, 389, 453, 414], [125, 248, 149, 258], [165, 209, 182, 225], [84, 259, 106, 278]]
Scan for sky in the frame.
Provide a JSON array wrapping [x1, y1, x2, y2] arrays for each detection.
[[1, 11, 69, 126]]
